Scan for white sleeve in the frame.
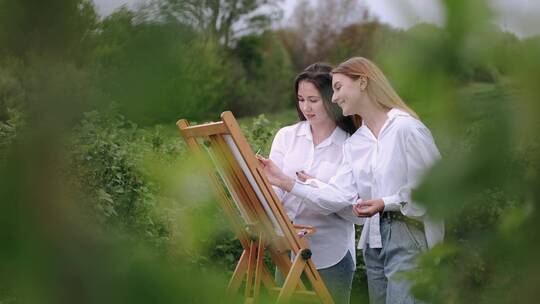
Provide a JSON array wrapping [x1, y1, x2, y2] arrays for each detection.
[[336, 205, 365, 225], [382, 125, 441, 219], [269, 128, 288, 201], [289, 145, 359, 215]]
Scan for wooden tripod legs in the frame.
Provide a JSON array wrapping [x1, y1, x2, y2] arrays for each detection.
[[228, 234, 276, 303], [228, 243, 334, 304]]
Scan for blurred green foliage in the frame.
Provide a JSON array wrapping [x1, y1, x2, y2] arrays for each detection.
[[1, 0, 540, 303], [66, 109, 170, 245], [0, 0, 98, 64], [93, 8, 233, 124], [242, 114, 282, 156]]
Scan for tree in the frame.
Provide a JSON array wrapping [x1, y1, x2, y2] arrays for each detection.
[[282, 0, 372, 67], [228, 31, 295, 115], [0, 0, 98, 65], [327, 21, 403, 64], [154, 0, 283, 47], [93, 8, 232, 124]]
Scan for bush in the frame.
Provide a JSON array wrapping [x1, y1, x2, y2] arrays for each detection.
[[241, 114, 282, 156], [0, 108, 24, 159], [67, 109, 172, 248]]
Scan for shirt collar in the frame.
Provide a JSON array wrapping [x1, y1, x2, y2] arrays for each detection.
[[355, 108, 411, 140], [296, 120, 312, 140], [327, 125, 348, 146]]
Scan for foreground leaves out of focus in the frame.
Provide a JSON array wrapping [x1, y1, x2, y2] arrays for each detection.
[[1, 0, 540, 303], [399, 1, 540, 303]]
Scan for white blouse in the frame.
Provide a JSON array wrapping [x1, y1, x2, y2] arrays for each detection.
[[269, 121, 357, 269], [290, 108, 444, 249]]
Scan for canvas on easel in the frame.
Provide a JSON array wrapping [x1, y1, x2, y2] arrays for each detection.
[[177, 111, 334, 304]]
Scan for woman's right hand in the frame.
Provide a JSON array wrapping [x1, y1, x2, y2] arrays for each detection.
[[296, 170, 313, 182], [352, 199, 385, 217], [256, 156, 295, 192]]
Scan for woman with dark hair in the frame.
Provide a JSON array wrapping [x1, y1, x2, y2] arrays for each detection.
[[268, 62, 358, 304], [292, 63, 358, 134]]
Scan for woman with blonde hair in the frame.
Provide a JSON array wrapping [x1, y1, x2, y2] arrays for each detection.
[[259, 57, 443, 303]]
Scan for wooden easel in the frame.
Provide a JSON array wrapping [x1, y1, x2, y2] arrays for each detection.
[[177, 111, 334, 304]]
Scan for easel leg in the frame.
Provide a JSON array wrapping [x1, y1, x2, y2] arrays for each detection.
[[276, 252, 307, 304], [228, 249, 250, 293], [245, 241, 257, 301], [260, 263, 276, 290], [270, 248, 307, 291], [305, 259, 335, 304], [254, 234, 265, 299], [228, 241, 277, 302]]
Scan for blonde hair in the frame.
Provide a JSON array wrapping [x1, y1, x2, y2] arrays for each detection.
[[332, 57, 419, 120]]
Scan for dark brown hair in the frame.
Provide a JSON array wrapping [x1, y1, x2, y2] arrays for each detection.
[[294, 62, 358, 134]]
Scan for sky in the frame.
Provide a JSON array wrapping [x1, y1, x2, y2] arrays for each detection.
[[93, 0, 540, 38]]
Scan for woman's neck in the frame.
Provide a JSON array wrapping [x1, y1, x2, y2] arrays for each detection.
[[310, 119, 337, 146], [359, 103, 390, 139]]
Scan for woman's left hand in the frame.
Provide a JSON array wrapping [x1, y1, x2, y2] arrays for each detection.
[[353, 199, 385, 217]]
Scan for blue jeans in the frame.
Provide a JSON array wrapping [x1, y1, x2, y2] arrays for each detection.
[[276, 251, 355, 304], [318, 250, 355, 304], [362, 216, 427, 304]]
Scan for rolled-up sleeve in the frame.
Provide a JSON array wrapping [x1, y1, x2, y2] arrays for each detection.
[[290, 145, 359, 215]]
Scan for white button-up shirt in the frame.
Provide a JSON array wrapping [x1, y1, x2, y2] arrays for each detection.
[[290, 108, 444, 249], [270, 121, 357, 269]]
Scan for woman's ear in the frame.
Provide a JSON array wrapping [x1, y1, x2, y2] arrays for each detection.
[[359, 75, 368, 91]]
